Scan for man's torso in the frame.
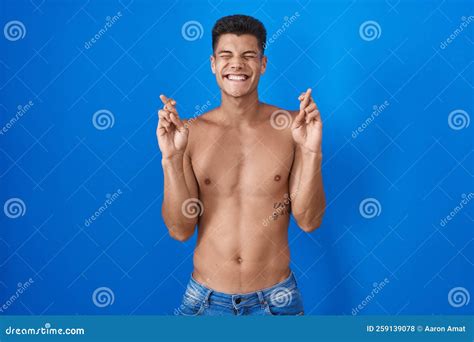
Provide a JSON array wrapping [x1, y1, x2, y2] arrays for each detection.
[[187, 104, 296, 293]]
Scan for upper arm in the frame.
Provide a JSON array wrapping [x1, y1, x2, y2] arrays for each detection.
[[182, 120, 199, 200], [288, 110, 301, 199], [183, 152, 198, 199], [289, 145, 303, 206]]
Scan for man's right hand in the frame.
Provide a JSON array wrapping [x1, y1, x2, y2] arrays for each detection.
[[157, 94, 189, 158]]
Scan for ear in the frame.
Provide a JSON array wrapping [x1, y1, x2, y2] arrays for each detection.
[[260, 55, 268, 75], [210, 55, 216, 74]]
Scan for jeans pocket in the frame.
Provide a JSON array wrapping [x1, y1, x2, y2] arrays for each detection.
[[264, 287, 304, 316], [175, 294, 205, 316]]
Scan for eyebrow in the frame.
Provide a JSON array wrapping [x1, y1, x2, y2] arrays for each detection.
[[217, 50, 258, 55]]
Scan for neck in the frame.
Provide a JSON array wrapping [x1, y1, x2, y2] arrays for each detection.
[[218, 89, 261, 125]]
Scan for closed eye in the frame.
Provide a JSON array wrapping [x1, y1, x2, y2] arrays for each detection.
[[243, 54, 257, 59]]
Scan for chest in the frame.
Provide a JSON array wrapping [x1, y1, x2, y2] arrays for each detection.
[[191, 127, 294, 195]]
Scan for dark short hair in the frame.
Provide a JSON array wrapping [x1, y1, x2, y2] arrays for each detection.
[[212, 15, 267, 54]]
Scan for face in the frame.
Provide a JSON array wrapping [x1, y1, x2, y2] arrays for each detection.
[[211, 34, 267, 98]]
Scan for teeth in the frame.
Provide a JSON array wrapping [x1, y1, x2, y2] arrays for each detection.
[[227, 75, 247, 81]]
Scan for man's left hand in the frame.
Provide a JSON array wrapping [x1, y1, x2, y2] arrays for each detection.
[[291, 88, 322, 154]]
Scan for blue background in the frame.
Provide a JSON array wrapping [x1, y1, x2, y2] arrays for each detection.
[[0, 0, 473, 315]]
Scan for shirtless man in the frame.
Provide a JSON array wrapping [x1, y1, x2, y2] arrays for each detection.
[[157, 15, 325, 316]]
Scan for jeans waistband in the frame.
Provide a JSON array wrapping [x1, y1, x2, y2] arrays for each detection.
[[187, 270, 297, 309]]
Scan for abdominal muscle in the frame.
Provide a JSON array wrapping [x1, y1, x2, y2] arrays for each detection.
[[192, 193, 292, 294]]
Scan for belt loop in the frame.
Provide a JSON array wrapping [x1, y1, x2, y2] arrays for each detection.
[[203, 289, 212, 307], [257, 291, 265, 307]]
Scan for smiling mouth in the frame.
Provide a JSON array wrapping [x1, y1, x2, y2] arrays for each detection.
[[224, 74, 249, 81]]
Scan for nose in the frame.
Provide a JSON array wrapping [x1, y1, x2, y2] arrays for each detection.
[[227, 56, 246, 69], [229, 61, 244, 70]]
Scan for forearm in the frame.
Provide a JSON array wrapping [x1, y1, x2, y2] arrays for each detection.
[[161, 153, 197, 238], [291, 147, 326, 231]]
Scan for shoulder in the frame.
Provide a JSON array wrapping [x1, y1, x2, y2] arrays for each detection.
[[261, 103, 298, 130], [182, 108, 219, 157], [183, 107, 218, 131]]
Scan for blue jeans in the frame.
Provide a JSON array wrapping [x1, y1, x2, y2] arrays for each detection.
[[174, 271, 304, 316]]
